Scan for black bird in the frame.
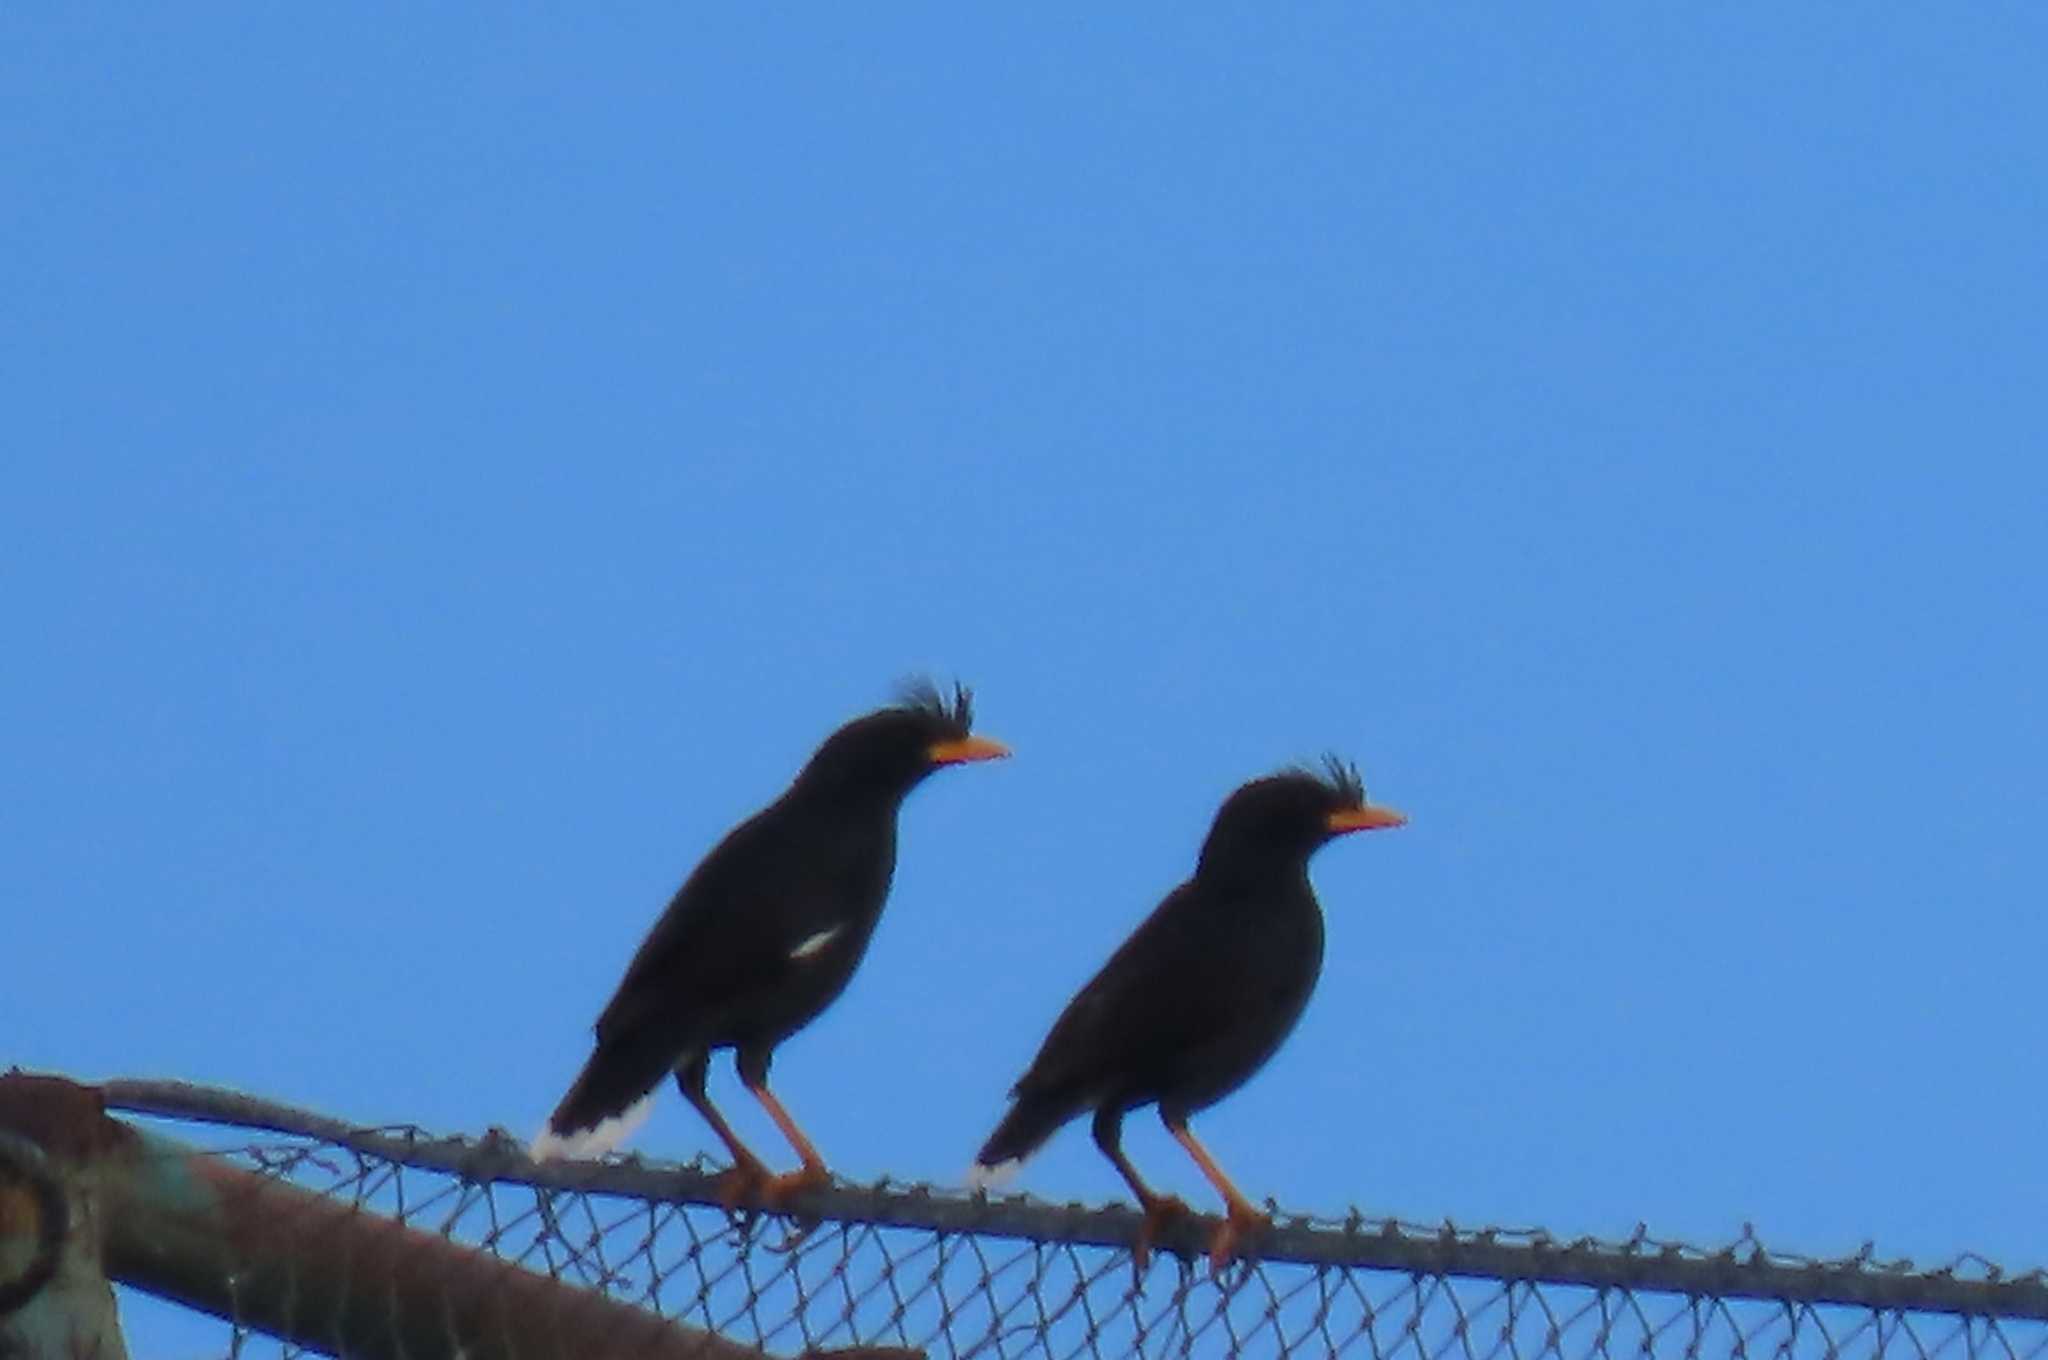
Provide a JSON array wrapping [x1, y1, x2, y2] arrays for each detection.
[[534, 681, 1008, 1205], [973, 759, 1405, 1268]]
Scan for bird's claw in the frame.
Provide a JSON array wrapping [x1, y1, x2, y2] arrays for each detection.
[[760, 1161, 832, 1209], [711, 1158, 830, 1215], [1131, 1194, 1193, 1273], [765, 1218, 823, 1254], [710, 1160, 775, 1216], [710, 1165, 826, 1244], [1206, 1201, 1272, 1272], [727, 1163, 830, 1253]]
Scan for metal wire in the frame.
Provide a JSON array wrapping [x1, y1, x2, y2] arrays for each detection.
[[99, 1080, 2048, 1360]]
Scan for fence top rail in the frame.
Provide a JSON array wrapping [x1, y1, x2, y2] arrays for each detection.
[[96, 1075, 2048, 1324]]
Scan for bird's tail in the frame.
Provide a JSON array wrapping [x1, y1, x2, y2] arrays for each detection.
[[969, 1092, 1081, 1188], [530, 1035, 675, 1161]]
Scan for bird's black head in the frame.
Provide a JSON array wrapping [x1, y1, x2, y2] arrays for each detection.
[[1197, 756, 1406, 876], [793, 679, 1010, 802]]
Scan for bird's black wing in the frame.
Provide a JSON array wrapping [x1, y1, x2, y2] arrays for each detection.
[[1012, 880, 1252, 1105], [591, 806, 833, 1046]]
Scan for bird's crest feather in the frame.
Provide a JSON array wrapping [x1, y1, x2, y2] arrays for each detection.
[[1306, 754, 1367, 808], [894, 676, 974, 732]]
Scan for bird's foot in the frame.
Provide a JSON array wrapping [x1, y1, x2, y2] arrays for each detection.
[[709, 1157, 776, 1214], [1131, 1194, 1192, 1273], [760, 1160, 832, 1209], [1206, 1200, 1272, 1272], [757, 1162, 832, 1253]]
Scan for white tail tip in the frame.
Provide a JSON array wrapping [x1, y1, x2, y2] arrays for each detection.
[[967, 1158, 1021, 1191], [529, 1093, 657, 1162]]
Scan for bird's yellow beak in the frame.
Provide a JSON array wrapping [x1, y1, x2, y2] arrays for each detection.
[[1327, 804, 1407, 833], [928, 735, 1012, 766]]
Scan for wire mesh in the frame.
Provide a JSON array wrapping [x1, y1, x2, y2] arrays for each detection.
[[96, 1081, 2048, 1360]]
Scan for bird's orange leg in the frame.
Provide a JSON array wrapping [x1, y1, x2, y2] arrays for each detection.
[[1167, 1122, 1271, 1270], [1093, 1108, 1188, 1271], [743, 1078, 833, 1204], [675, 1065, 772, 1211]]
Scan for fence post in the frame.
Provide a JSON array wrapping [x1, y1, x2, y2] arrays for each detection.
[[0, 1075, 130, 1360], [3, 1071, 890, 1360]]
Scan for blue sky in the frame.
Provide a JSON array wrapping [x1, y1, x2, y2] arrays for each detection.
[[6, 6, 2045, 1350]]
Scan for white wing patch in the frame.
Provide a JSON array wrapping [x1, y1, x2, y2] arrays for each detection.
[[789, 925, 843, 960], [529, 1092, 656, 1162]]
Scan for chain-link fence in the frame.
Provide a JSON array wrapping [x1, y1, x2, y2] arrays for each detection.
[[6, 1074, 2045, 1360]]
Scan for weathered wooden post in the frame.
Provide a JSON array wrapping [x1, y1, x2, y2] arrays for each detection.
[[0, 1075, 129, 1359]]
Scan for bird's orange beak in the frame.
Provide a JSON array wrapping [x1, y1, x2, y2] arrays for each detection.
[[1327, 804, 1407, 833], [927, 735, 1011, 766]]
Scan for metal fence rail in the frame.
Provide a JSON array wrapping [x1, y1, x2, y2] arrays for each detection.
[[11, 1075, 2047, 1360]]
